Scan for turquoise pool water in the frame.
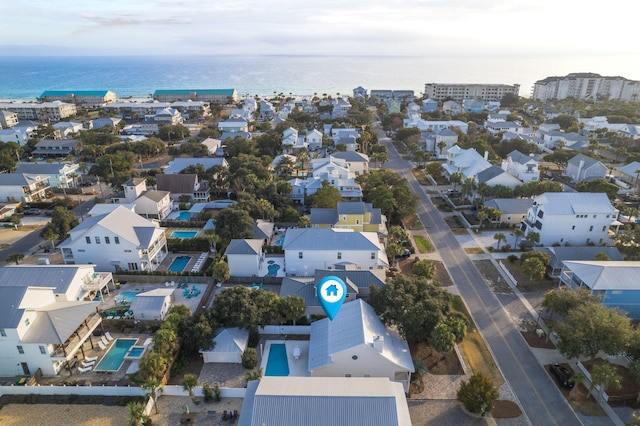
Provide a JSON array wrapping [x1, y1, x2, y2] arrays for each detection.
[[178, 211, 190, 220], [115, 291, 139, 305], [94, 339, 137, 371], [171, 230, 198, 238], [265, 343, 289, 376], [168, 256, 191, 272], [128, 347, 145, 357], [265, 263, 280, 277]]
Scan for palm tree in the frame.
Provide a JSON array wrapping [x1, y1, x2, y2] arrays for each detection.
[[512, 229, 525, 248], [142, 377, 164, 414], [493, 233, 507, 250], [6, 252, 24, 265], [127, 401, 148, 426], [181, 373, 199, 399]]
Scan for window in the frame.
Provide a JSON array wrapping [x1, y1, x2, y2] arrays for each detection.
[[105, 236, 110, 244], [589, 226, 593, 232], [17, 346, 24, 354], [371, 252, 375, 259], [345, 374, 352, 377], [576, 215, 579, 218], [128, 262, 139, 271], [85, 236, 91, 244], [593, 215, 596, 218], [602, 226, 606, 232], [356, 219, 360, 225], [337, 252, 342, 259], [95, 236, 101, 244], [298, 252, 303, 259], [571, 226, 575, 230], [39, 346, 46, 355], [114, 236, 120, 244], [24, 318, 30, 327], [0, 328, 5, 337], [124, 249, 132, 253]]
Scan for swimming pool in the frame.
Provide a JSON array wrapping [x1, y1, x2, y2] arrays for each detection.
[[171, 230, 198, 239], [124, 345, 147, 360], [168, 256, 191, 272], [115, 291, 139, 305], [265, 343, 289, 376], [178, 211, 191, 220], [94, 338, 137, 371]]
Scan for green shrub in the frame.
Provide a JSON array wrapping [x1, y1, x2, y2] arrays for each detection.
[[202, 382, 213, 402], [457, 373, 499, 416], [242, 348, 258, 369]]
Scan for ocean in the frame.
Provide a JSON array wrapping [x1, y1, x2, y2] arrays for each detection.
[[0, 54, 637, 101]]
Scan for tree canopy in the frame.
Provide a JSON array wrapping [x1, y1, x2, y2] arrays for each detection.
[[357, 169, 417, 225]]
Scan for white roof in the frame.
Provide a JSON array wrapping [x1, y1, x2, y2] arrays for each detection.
[[283, 228, 380, 251], [563, 261, 640, 290], [209, 327, 249, 354], [534, 192, 615, 215]]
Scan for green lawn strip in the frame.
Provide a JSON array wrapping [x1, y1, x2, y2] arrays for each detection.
[[413, 235, 433, 253]]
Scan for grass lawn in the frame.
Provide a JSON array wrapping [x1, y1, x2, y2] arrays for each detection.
[[413, 235, 433, 252], [464, 247, 485, 255], [403, 214, 424, 231], [460, 331, 505, 387], [500, 259, 556, 293], [411, 169, 431, 185]]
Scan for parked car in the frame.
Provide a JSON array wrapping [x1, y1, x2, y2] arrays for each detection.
[[23, 208, 41, 215], [549, 363, 574, 388]]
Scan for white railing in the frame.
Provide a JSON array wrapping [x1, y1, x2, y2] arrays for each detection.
[[259, 325, 311, 335], [498, 261, 518, 287], [576, 361, 609, 402], [0, 384, 245, 399]]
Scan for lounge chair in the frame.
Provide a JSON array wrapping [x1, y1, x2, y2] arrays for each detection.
[[293, 346, 301, 360], [78, 365, 92, 373], [101, 336, 110, 346], [85, 355, 98, 362], [81, 360, 96, 368], [98, 341, 107, 351], [105, 332, 114, 341]]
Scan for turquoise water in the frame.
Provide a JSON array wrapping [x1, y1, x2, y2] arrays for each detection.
[[265, 264, 280, 277], [178, 211, 190, 220], [265, 343, 289, 376], [277, 235, 285, 245], [115, 291, 139, 305], [126, 346, 145, 359], [171, 230, 198, 239], [94, 339, 137, 371], [169, 256, 191, 272]]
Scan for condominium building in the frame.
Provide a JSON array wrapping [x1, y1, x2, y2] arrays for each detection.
[[532, 73, 640, 102], [153, 89, 238, 103], [0, 101, 77, 121], [40, 90, 117, 107], [424, 83, 520, 102]]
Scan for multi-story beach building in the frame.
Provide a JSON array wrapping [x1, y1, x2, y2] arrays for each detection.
[[424, 83, 520, 102], [532, 73, 640, 102]]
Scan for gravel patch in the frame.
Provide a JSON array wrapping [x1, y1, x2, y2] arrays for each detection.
[[0, 403, 128, 426]]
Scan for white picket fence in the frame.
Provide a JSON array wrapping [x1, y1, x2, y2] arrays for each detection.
[[498, 261, 518, 287], [576, 361, 609, 402]]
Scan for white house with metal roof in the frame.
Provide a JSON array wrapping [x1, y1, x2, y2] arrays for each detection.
[[559, 261, 640, 319], [129, 288, 174, 320], [534, 246, 624, 278], [443, 145, 492, 181], [0, 285, 102, 377], [330, 151, 370, 176], [201, 327, 249, 363], [0, 173, 50, 203], [308, 299, 414, 393], [59, 206, 168, 272], [615, 161, 640, 186], [224, 239, 264, 277], [240, 376, 411, 426], [283, 228, 387, 277], [501, 150, 539, 183], [520, 192, 617, 246]]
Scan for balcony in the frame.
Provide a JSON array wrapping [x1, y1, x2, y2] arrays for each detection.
[[559, 270, 580, 290], [81, 272, 113, 292], [51, 312, 102, 360]]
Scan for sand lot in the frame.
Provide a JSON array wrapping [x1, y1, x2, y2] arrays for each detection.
[[0, 403, 128, 426]]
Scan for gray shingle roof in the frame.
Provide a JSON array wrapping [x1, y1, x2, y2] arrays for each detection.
[[484, 198, 534, 214], [225, 239, 263, 255], [476, 165, 506, 183]]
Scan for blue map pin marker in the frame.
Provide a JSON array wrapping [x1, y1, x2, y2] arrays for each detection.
[[317, 276, 347, 320]]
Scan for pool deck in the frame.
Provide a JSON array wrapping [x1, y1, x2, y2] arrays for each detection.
[[156, 252, 209, 272], [261, 340, 310, 377]]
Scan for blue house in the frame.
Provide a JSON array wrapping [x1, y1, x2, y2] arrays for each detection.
[[422, 98, 438, 112], [559, 261, 640, 318]]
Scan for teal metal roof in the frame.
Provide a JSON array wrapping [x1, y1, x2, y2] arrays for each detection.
[[153, 89, 235, 96], [40, 90, 111, 97]]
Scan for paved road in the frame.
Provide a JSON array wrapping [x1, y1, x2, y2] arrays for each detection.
[[378, 128, 583, 425]]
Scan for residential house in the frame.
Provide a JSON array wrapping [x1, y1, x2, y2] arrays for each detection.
[[309, 157, 363, 200], [218, 117, 248, 133], [0, 110, 19, 128], [153, 107, 182, 125], [259, 100, 275, 120], [0, 125, 35, 146], [252, 219, 274, 244], [330, 151, 369, 176], [520, 192, 616, 246], [219, 131, 250, 142], [30, 139, 79, 158], [112, 178, 171, 219], [0, 173, 50, 203], [486, 121, 524, 136], [403, 118, 469, 134], [310, 201, 387, 239], [559, 261, 640, 319], [0, 285, 101, 376], [52, 121, 83, 138], [288, 177, 324, 204], [91, 117, 122, 130], [443, 145, 492, 181], [540, 130, 588, 151], [162, 157, 228, 175], [422, 98, 438, 112], [442, 100, 461, 115], [281, 127, 300, 150], [200, 137, 223, 157], [156, 174, 210, 201], [484, 198, 534, 226], [283, 228, 388, 276], [565, 153, 607, 183], [224, 239, 264, 277], [352, 86, 367, 101], [332, 98, 352, 118], [618, 124, 640, 140], [306, 128, 323, 151], [615, 161, 640, 186], [463, 99, 484, 113], [240, 376, 411, 426], [14, 162, 80, 188], [59, 205, 168, 272], [308, 299, 414, 393], [430, 128, 459, 157], [201, 328, 249, 363], [122, 123, 160, 136], [534, 246, 624, 278], [129, 288, 174, 320], [280, 275, 358, 317], [501, 150, 539, 183], [487, 112, 509, 122], [475, 165, 522, 190]]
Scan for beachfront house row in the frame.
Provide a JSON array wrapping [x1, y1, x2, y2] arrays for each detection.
[[59, 205, 168, 272], [282, 228, 388, 277], [500, 150, 539, 183], [559, 261, 640, 319], [308, 299, 414, 393], [224, 239, 264, 277], [565, 153, 607, 183], [520, 192, 617, 247], [0, 173, 50, 203]]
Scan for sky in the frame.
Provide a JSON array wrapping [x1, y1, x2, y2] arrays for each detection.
[[3, 0, 640, 59]]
